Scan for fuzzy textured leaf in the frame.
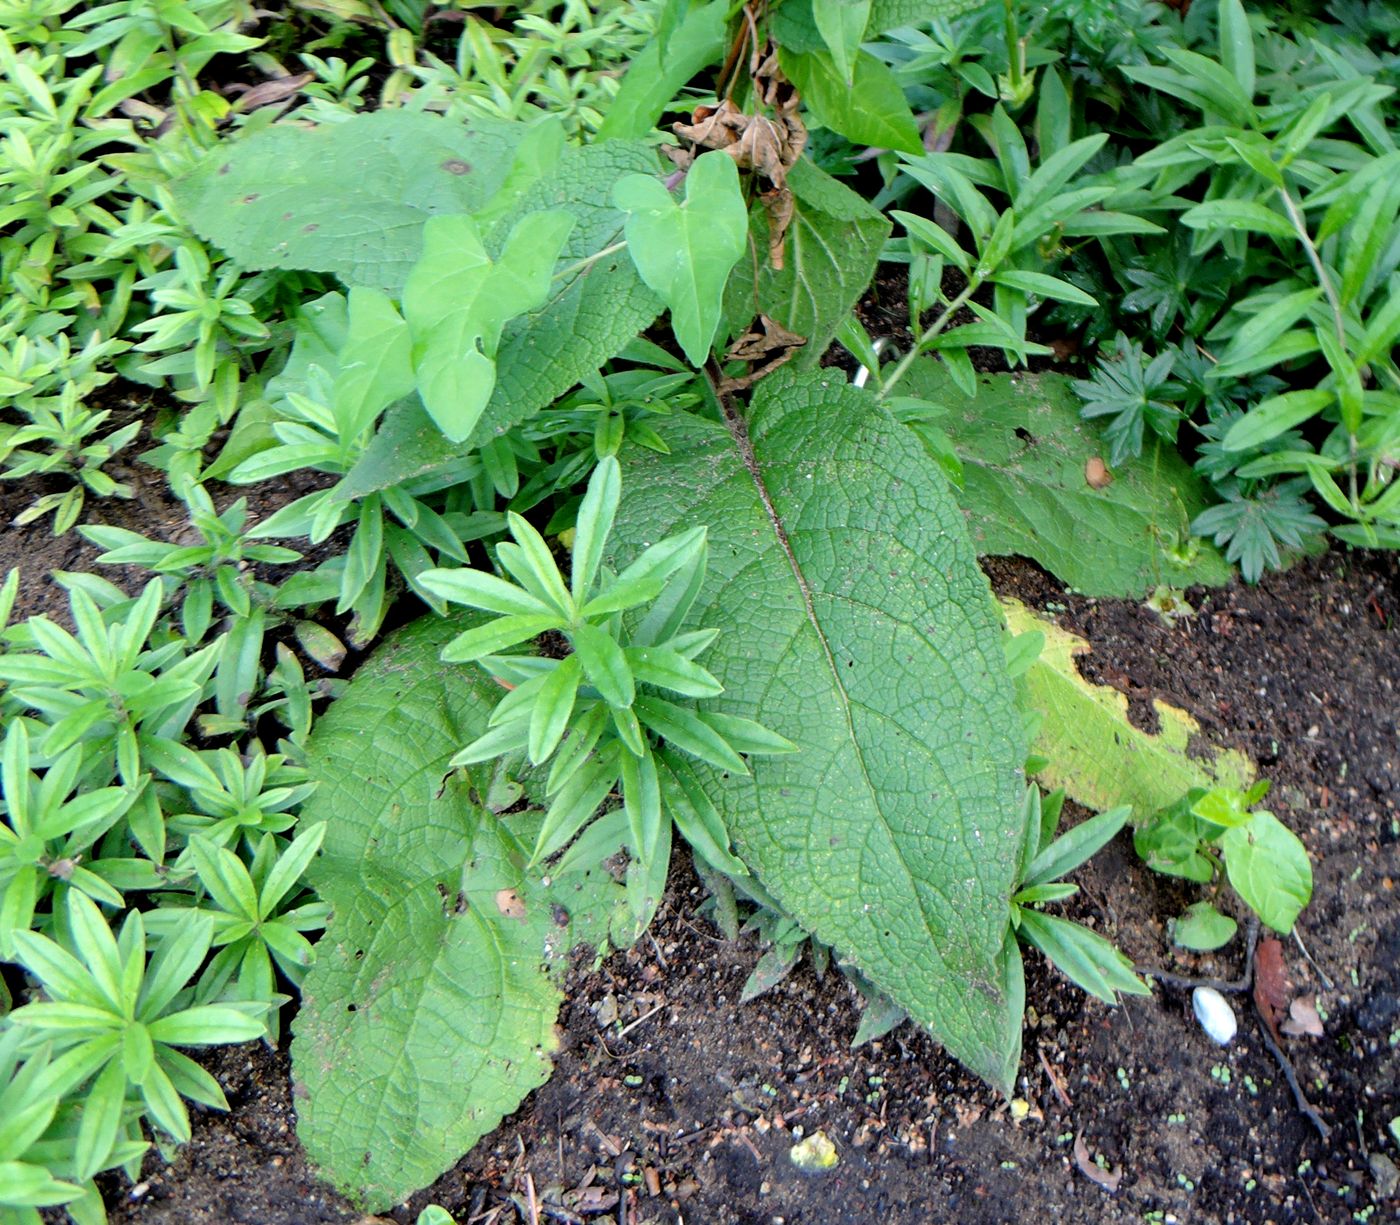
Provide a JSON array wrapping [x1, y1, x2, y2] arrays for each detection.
[[1004, 599, 1254, 817], [293, 616, 625, 1210], [906, 364, 1232, 596], [724, 158, 890, 363], [174, 112, 524, 290], [609, 368, 1027, 1089]]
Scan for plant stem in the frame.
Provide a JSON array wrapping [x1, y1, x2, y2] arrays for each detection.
[[1278, 186, 1358, 506], [1277, 186, 1344, 348], [552, 240, 627, 283], [876, 277, 981, 400]]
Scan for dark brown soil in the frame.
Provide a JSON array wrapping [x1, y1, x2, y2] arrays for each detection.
[[79, 539, 1398, 1225]]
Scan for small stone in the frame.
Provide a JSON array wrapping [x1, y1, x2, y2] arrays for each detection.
[[789, 1131, 838, 1173], [1193, 986, 1238, 1045], [1370, 1153, 1398, 1199]]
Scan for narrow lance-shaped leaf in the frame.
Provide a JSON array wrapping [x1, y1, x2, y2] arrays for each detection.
[[613, 151, 749, 367]]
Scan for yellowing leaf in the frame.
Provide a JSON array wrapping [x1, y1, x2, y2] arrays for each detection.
[[1003, 598, 1253, 816]]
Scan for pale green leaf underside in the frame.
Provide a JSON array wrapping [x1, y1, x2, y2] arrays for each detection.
[[609, 369, 1026, 1089], [905, 363, 1233, 597], [174, 111, 522, 290], [293, 616, 624, 1210], [723, 158, 890, 363]]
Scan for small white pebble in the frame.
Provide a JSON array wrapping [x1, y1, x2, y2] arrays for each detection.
[[1193, 986, 1238, 1045]]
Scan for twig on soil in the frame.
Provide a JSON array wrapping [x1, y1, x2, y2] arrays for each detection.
[[1136, 917, 1260, 994], [525, 1172, 541, 1225], [1038, 1047, 1072, 1110], [616, 1002, 666, 1040], [1291, 927, 1335, 990], [1254, 1006, 1333, 1141]]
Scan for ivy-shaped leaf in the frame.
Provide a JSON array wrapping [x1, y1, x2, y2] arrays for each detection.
[[402, 211, 574, 441], [334, 140, 666, 498], [609, 368, 1027, 1090], [614, 151, 749, 367]]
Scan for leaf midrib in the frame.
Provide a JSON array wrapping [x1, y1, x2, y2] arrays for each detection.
[[717, 397, 952, 963]]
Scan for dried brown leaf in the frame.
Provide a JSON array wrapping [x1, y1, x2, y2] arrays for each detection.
[[1253, 936, 1292, 1043], [232, 72, 314, 113], [1280, 993, 1324, 1038]]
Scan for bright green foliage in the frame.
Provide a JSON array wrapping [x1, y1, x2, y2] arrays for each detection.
[[420, 457, 793, 919], [1002, 600, 1255, 817], [1172, 901, 1237, 952], [772, 0, 986, 53], [1136, 783, 1312, 936], [723, 158, 891, 364], [1010, 788, 1149, 1007], [0, 1031, 88, 1220], [614, 152, 749, 367], [7, 891, 268, 1167], [904, 363, 1232, 596], [0, 721, 135, 957], [781, 47, 922, 155], [609, 368, 1028, 1090], [595, 0, 729, 141], [402, 211, 575, 441], [813, 0, 871, 86], [292, 615, 627, 1211]]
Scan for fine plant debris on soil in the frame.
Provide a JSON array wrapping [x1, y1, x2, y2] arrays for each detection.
[[1, 2, 1398, 1225]]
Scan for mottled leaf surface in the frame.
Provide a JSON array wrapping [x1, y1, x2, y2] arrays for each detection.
[[905, 363, 1233, 597], [724, 158, 890, 363], [609, 369, 1026, 1088], [293, 615, 624, 1210], [174, 111, 520, 290]]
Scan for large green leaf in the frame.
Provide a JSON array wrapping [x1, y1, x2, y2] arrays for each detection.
[[905, 363, 1233, 597], [173, 111, 523, 290], [723, 157, 890, 363], [608, 368, 1027, 1090], [1003, 599, 1254, 817], [292, 615, 626, 1210], [779, 47, 922, 155], [337, 141, 665, 496], [773, 0, 986, 53]]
